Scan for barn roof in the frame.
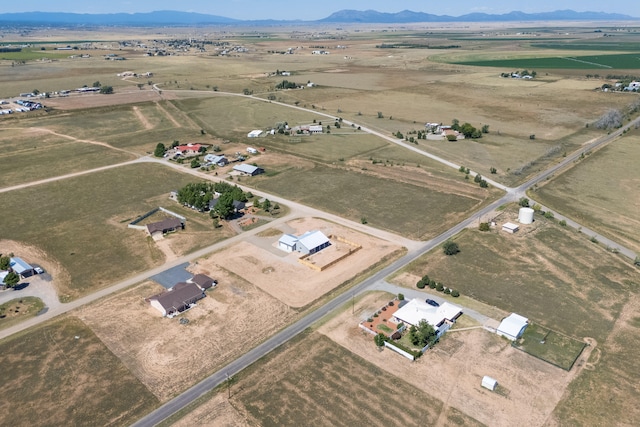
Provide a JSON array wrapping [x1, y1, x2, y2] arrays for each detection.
[[297, 230, 330, 251], [497, 313, 529, 339]]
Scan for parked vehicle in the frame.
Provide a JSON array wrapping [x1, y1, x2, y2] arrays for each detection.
[[425, 299, 439, 307]]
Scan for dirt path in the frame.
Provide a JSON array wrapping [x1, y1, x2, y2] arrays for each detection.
[[26, 127, 136, 156], [133, 106, 153, 130], [152, 238, 178, 263], [155, 102, 183, 128]]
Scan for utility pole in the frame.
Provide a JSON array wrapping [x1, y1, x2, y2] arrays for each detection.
[[226, 372, 231, 399]]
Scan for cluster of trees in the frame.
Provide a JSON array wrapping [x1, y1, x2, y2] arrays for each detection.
[[415, 274, 460, 297], [409, 320, 437, 347], [442, 240, 460, 256], [0, 254, 20, 288], [451, 119, 489, 139], [275, 80, 299, 90], [176, 182, 249, 219]]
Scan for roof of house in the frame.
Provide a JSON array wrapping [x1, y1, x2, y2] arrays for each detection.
[[297, 230, 330, 250], [146, 217, 182, 235], [393, 298, 462, 328], [232, 200, 246, 210], [9, 257, 33, 274], [233, 164, 262, 175], [150, 282, 203, 311], [190, 274, 216, 290], [278, 234, 299, 247], [176, 143, 204, 152], [497, 313, 528, 338], [204, 154, 226, 163]]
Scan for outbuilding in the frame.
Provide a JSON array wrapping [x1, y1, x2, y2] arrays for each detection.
[[278, 234, 299, 252], [233, 164, 264, 176], [502, 222, 520, 234], [497, 313, 529, 341], [296, 230, 331, 255], [482, 376, 498, 391], [247, 130, 263, 138], [9, 257, 35, 278]]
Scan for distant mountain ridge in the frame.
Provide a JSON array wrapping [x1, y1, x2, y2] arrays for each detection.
[[0, 9, 636, 26]]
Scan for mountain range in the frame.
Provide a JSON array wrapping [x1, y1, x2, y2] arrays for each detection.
[[0, 9, 636, 26]]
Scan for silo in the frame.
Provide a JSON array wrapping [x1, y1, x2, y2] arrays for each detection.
[[518, 207, 534, 224]]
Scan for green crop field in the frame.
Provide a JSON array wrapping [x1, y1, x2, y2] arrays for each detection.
[[453, 53, 640, 69], [534, 132, 640, 253], [0, 163, 219, 300], [0, 316, 158, 426], [232, 332, 484, 427]]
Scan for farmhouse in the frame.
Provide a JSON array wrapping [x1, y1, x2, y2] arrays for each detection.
[[233, 164, 264, 176], [393, 299, 463, 337], [497, 313, 529, 341], [208, 198, 246, 213], [148, 282, 205, 317], [502, 222, 520, 234], [203, 154, 228, 166], [9, 257, 35, 278], [175, 144, 205, 155], [146, 217, 184, 237], [278, 230, 331, 255]]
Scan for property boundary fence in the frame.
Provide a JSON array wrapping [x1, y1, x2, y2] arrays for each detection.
[[128, 206, 187, 230]]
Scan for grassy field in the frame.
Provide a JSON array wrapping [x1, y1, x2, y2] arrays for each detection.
[[230, 332, 484, 427], [0, 128, 135, 185], [533, 131, 640, 253], [251, 163, 488, 239], [513, 323, 587, 371], [0, 163, 222, 300], [0, 297, 45, 330], [0, 316, 158, 426], [393, 206, 640, 343]]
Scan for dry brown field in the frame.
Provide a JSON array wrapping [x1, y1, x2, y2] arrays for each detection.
[[195, 217, 403, 308], [316, 291, 593, 427], [76, 277, 296, 402]]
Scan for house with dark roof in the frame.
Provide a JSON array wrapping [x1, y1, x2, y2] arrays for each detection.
[[188, 274, 217, 290], [146, 217, 184, 237], [149, 282, 205, 317]]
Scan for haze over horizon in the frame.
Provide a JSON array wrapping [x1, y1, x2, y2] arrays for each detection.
[[1, 0, 638, 21]]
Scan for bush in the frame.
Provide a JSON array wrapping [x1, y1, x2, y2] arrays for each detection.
[[519, 197, 530, 207], [442, 240, 460, 256], [374, 333, 386, 347], [396, 322, 404, 330], [388, 301, 394, 307], [544, 211, 555, 219], [373, 313, 379, 318], [416, 280, 426, 289], [366, 317, 373, 323], [559, 220, 567, 227], [479, 222, 490, 232], [397, 293, 404, 301], [429, 280, 437, 289], [451, 290, 460, 297], [444, 288, 451, 295], [436, 283, 444, 292]]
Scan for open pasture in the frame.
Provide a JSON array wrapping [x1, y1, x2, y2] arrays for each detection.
[[0, 127, 135, 185], [534, 132, 640, 253], [0, 163, 214, 300], [394, 206, 640, 343], [226, 332, 483, 427], [513, 323, 587, 371], [0, 316, 158, 427], [453, 52, 640, 69], [250, 162, 491, 240]]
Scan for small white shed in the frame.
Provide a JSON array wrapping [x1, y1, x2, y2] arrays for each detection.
[[481, 376, 498, 391], [502, 222, 519, 234]]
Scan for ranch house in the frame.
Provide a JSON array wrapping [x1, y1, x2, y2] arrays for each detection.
[[149, 282, 205, 317], [392, 299, 463, 337], [146, 217, 184, 237]]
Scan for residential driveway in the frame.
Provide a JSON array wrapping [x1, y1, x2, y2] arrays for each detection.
[[149, 262, 192, 289], [0, 274, 62, 312]]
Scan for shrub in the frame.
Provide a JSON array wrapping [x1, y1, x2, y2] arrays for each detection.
[[388, 301, 394, 307], [451, 290, 460, 297], [479, 222, 490, 232], [397, 293, 405, 301], [436, 283, 444, 292], [444, 288, 451, 295], [396, 322, 404, 330], [373, 313, 379, 318], [416, 280, 426, 289], [544, 211, 555, 219], [374, 333, 386, 347], [559, 220, 567, 227], [519, 197, 530, 207], [429, 280, 437, 289], [366, 317, 373, 323], [443, 240, 460, 256]]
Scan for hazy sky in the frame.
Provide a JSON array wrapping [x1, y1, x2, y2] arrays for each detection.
[[2, 1, 639, 20]]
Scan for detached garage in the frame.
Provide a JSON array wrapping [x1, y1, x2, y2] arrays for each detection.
[[497, 313, 529, 341]]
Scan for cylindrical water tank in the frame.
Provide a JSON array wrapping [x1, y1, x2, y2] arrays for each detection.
[[519, 207, 534, 224]]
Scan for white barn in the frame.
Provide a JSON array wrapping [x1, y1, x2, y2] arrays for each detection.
[[502, 222, 520, 234], [277, 230, 331, 255], [247, 130, 263, 138], [497, 313, 529, 340]]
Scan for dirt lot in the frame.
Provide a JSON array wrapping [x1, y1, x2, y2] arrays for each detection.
[[317, 292, 594, 427], [197, 217, 403, 308], [76, 273, 296, 402]]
